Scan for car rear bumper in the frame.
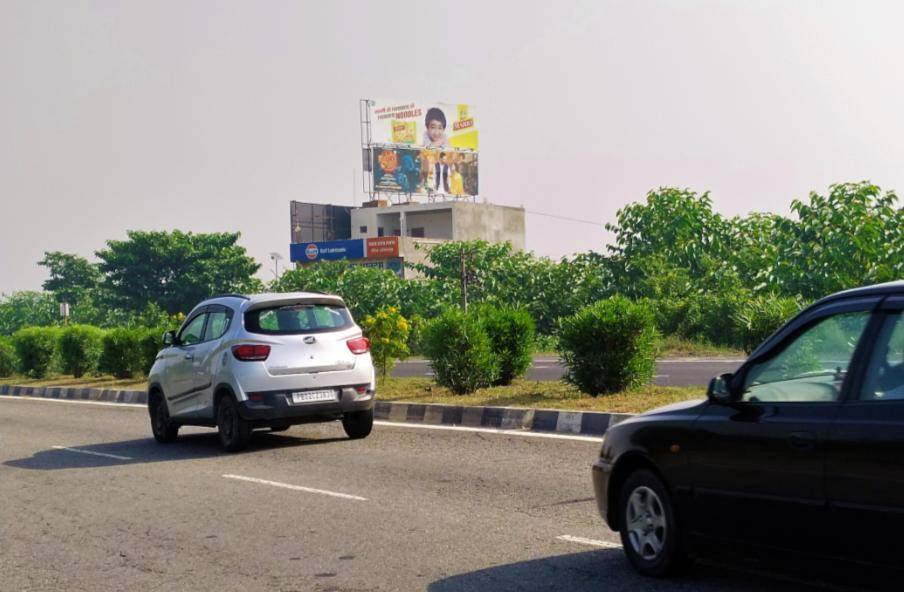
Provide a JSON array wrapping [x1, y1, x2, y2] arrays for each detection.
[[237, 386, 375, 425], [592, 458, 615, 529]]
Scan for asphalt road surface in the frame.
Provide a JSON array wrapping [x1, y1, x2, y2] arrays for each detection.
[[393, 357, 745, 386], [2, 396, 877, 591]]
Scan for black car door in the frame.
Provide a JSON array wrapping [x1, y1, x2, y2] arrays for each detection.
[[826, 296, 904, 567], [690, 298, 877, 551]]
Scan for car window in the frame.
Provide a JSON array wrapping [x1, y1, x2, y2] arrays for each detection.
[[204, 310, 231, 341], [245, 304, 351, 335], [860, 312, 904, 401], [741, 311, 870, 403], [179, 313, 207, 346]]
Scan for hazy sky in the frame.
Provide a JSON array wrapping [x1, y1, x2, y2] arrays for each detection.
[[2, 0, 904, 294]]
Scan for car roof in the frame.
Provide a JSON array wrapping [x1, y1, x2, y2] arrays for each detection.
[[813, 280, 904, 306], [197, 292, 346, 310]]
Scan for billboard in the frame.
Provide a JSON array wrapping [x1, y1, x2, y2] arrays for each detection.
[[368, 100, 478, 151], [290, 239, 364, 262], [372, 147, 478, 197], [366, 237, 400, 258]]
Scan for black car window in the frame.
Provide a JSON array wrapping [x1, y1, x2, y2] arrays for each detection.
[[179, 313, 207, 346], [741, 311, 870, 403], [860, 312, 904, 401], [204, 309, 231, 341]]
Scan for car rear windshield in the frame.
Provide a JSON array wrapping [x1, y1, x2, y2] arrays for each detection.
[[244, 303, 352, 335]]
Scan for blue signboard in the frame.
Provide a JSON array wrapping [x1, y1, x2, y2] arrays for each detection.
[[290, 239, 365, 262]]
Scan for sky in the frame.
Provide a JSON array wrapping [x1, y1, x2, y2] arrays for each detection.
[[2, 0, 904, 294]]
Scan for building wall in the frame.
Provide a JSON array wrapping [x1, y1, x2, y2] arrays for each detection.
[[402, 210, 454, 239], [350, 201, 523, 249], [451, 202, 525, 251]]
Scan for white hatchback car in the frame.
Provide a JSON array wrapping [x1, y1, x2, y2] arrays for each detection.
[[147, 292, 376, 451]]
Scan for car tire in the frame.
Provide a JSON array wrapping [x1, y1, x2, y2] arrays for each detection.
[[342, 409, 373, 439], [150, 395, 179, 443], [618, 469, 688, 577], [217, 395, 252, 452]]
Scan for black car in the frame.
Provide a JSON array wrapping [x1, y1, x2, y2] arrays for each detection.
[[593, 281, 904, 577]]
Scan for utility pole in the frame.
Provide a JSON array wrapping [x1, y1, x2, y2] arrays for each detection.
[[459, 245, 468, 312]]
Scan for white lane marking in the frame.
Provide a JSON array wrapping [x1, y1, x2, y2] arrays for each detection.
[[556, 535, 622, 550], [222, 474, 368, 501], [0, 395, 146, 409], [51, 445, 133, 460], [374, 420, 602, 442]]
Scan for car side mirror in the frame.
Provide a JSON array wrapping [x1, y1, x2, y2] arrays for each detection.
[[163, 330, 179, 347], [707, 373, 734, 403]]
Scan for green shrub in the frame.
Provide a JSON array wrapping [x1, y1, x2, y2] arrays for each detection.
[[136, 327, 166, 376], [422, 308, 499, 394], [58, 325, 104, 378], [12, 326, 60, 378], [476, 305, 535, 386], [98, 328, 141, 379], [361, 307, 410, 379], [0, 338, 17, 377], [732, 295, 803, 353], [558, 297, 659, 395]]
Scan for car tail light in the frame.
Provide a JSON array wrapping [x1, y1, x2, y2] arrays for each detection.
[[248, 392, 265, 402], [347, 337, 370, 355], [232, 344, 271, 361], [355, 385, 367, 394]]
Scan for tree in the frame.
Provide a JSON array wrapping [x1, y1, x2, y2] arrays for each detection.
[[770, 182, 903, 299], [604, 187, 737, 298], [38, 251, 101, 305], [0, 291, 59, 335], [95, 230, 262, 315]]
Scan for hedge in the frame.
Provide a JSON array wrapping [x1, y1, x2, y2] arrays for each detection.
[[422, 308, 499, 395], [12, 326, 60, 378], [0, 337, 17, 377], [476, 305, 535, 386], [58, 325, 105, 378], [558, 297, 659, 395]]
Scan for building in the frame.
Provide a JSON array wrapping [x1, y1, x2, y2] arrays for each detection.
[[289, 200, 525, 278]]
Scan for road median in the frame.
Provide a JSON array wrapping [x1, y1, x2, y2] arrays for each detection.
[[0, 383, 635, 437]]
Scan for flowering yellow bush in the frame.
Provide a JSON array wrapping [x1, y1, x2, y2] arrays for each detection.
[[361, 306, 410, 379]]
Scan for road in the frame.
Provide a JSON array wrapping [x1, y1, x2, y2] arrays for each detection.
[[393, 357, 745, 386], [0, 396, 865, 592]]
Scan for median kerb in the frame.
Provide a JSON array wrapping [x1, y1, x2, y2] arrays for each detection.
[[4, 385, 632, 438]]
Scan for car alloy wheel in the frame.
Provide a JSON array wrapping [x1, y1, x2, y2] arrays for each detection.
[[625, 485, 667, 561]]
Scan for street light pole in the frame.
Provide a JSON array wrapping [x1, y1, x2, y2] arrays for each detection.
[[269, 252, 284, 281]]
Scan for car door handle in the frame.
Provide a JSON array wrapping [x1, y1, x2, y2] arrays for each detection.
[[789, 431, 816, 451], [184, 353, 194, 360]]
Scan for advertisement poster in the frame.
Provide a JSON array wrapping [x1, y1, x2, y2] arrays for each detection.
[[372, 147, 478, 197], [368, 100, 478, 151]]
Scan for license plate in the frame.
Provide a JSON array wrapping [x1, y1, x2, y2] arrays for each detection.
[[291, 389, 338, 404]]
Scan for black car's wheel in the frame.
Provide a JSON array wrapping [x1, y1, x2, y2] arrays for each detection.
[[217, 395, 252, 452], [342, 409, 373, 439], [618, 469, 687, 577], [150, 395, 179, 443]]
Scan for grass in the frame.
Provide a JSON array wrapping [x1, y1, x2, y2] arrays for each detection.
[[0, 374, 147, 390], [656, 336, 744, 359], [0, 373, 704, 414], [378, 377, 704, 414]]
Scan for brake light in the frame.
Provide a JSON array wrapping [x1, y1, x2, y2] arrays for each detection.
[[347, 337, 370, 355], [231, 344, 271, 361]]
